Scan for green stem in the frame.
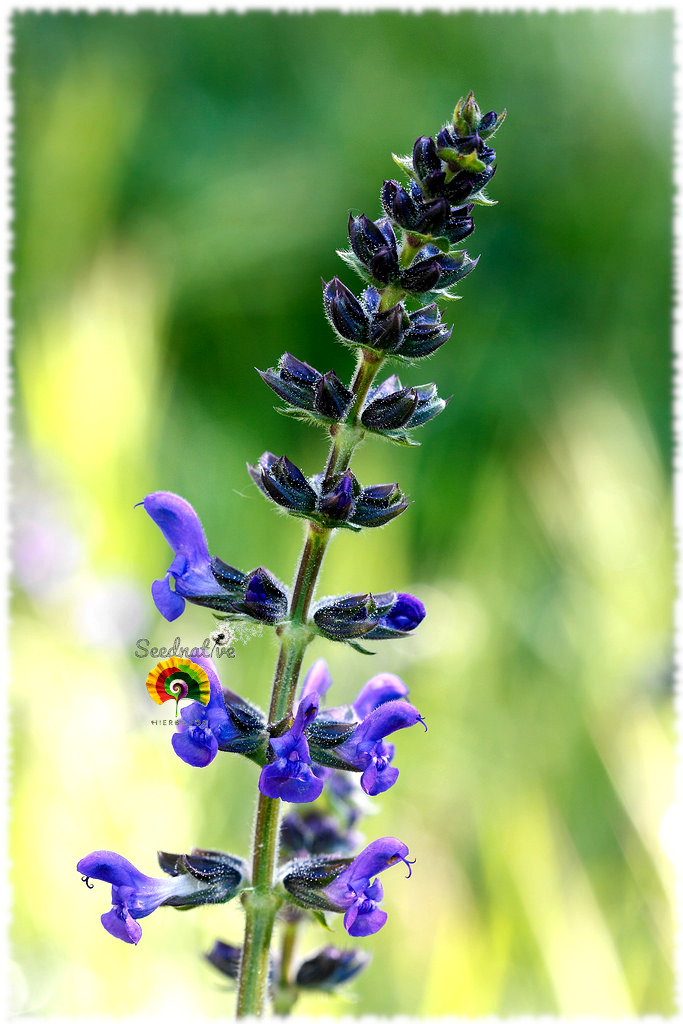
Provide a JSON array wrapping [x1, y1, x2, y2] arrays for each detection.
[[324, 349, 384, 481], [236, 524, 331, 1017], [271, 915, 300, 1016], [236, 342, 386, 1018]]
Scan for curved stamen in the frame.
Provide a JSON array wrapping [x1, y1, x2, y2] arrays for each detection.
[[81, 875, 94, 889], [402, 855, 416, 878]]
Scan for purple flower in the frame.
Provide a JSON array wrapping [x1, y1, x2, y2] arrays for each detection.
[[325, 838, 414, 936], [143, 492, 288, 624], [171, 657, 267, 768], [336, 701, 424, 795], [364, 591, 426, 639], [301, 660, 425, 796], [142, 492, 232, 622], [282, 837, 414, 937], [259, 695, 325, 804], [172, 657, 235, 767], [312, 590, 426, 643], [76, 851, 204, 945]]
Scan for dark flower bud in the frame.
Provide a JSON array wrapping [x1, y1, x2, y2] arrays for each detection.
[[319, 470, 357, 522], [415, 196, 451, 235], [322, 277, 369, 344], [399, 303, 453, 359], [240, 568, 289, 623], [259, 353, 352, 423], [155, 847, 249, 907], [360, 378, 419, 430], [313, 593, 381, 641], [295, 946, 370, 990], [348, 214, 400, 285], [478, 108, 507, 139], [360, 375, 446, 437], [352, 482, 410, 528], [368, 302, 409, 353], [380, 179, 418, 230], [429, 250, 479, 291], [404, 383, 449, 428], [248, 452, 317, 514], [442, 164, 495, 204], [412, 135, 441, 180], [203, 557, 287, 625], [381, 179, 456, 239], [400, 254, 443, 295], [210, 557, 246, 593], [281, 854, 353, 912], [280, 809, 360, 857], [206, 940, 242, 981], [440, 203, 474, 243], [220, 687, 269, 757], [315, 371, 353, 420]]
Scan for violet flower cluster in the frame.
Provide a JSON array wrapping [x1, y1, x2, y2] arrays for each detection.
[[77, 93, 504, 1016]]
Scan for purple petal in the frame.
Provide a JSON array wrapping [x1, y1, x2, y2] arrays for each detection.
[[259, 760, 324, 803], [325, 837, 410, 906], [344, 904, 387, 937], [271, 694, 319, 758], [361, 761, 399, 796], [101, 906, 142, 945], [151, 577, 186, 622], [143, 492, 210, 566], [353, 673, 409, 718], [299, 659, 333, 702], [354, 700, 422, 746], [384, 593, 425, 631], [171, 718, 219, 767], [77, 851, 151, 890]]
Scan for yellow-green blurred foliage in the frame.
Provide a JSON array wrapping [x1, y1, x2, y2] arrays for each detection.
[[10, 9, 675, 1018]]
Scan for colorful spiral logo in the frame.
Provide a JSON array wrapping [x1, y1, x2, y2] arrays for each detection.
[[145, 658, 211, 717]]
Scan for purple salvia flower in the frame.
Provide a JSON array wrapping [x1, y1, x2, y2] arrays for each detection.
[[301, 660, 424, 796], [323, 837, 414, 937], [171, 657, 238, 768], [76, 851, 204, 945], [143, 492, 229, 622], [259, 694, 324, 804], [171, 657, 267, 768], [334, 699, 425, 796]]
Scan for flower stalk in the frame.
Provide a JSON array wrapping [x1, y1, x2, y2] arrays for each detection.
[[77, 92, 505, 1018]]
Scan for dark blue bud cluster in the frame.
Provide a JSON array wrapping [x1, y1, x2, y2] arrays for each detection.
[[248, 452, 410, 530], [323, 277, 453, 360], [344, 213, 478, 297], [259, 353, 353, 422]]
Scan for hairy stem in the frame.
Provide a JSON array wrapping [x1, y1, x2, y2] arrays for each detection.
[[237, 346, 384, 1018]]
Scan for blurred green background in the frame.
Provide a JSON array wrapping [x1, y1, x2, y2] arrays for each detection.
[[10, 9, 675, 1018]]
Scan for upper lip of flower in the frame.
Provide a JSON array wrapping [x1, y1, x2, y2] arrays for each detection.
[[142, 492, 235, 621]]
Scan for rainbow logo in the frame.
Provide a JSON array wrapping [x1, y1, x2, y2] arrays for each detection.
[[146, 658, 211, 717]]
